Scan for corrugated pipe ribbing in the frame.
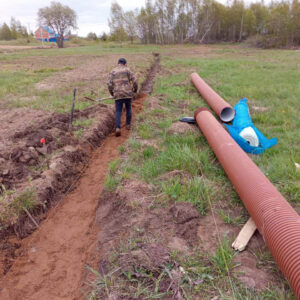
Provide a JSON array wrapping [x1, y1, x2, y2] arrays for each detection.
[[194, 107, 300, 298], [191, 73, 235, 122]]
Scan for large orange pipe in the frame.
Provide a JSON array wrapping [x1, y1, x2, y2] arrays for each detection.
[[191, 73, 235, 122], [194, 107, 300, 298]]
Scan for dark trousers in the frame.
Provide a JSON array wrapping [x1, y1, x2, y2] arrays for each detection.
[[115, 98, 132, 129]]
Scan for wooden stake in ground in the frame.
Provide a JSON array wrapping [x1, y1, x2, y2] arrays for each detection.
[[232, 217, 257, 251], [69, 88, 77, 130], [23, 207, 39, 228]]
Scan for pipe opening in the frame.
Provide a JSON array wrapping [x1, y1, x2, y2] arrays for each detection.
[[220, 107, 235, 122]]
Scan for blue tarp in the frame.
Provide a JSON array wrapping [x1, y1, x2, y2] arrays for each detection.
[[225, 98, 277, 154], [37, 37, 69, 42]]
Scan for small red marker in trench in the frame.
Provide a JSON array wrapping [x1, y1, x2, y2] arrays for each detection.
[[40, 138, 46, 144]]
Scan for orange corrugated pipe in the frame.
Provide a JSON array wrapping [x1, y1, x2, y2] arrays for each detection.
[[191, 73, 235, 122], [194, 107, 300, 298]]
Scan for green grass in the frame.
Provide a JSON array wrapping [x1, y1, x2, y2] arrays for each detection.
[[96, 45, 299, 298], [0, 41, 162, 112], [219, 210, 248, 225], [0, 186, 37, 230], [159, 51, 300, 206], [0, 68, 58, 101], [161, 176, 212, 215], [2, 43, 299, 298], [104, 159, 121, 192], [117, 45, 300, 212], [73, 117, 95, 127], [73, 117, 95, 138], [210, 238, 237, 276], [0, 42, 171, 62]]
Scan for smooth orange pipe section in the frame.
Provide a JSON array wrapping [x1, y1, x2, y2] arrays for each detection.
[[191, 73, 235, 122], [194, 107, 300, 298]]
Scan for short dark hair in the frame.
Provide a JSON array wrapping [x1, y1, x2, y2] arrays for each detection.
[[118, 58, 127, 65]]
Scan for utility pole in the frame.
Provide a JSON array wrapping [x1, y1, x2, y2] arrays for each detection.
[[40, 27, 44, 48]]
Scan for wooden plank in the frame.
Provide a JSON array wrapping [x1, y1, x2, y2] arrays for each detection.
[[232, 217, 257, 252]]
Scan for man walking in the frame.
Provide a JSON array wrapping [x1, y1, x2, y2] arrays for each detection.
[[108, 58, 138, 136]]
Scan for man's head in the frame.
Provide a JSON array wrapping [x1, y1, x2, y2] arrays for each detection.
[[118, 58, 127, 66]]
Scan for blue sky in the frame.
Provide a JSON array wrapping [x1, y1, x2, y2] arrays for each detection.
[[1, 0, 268, 37]]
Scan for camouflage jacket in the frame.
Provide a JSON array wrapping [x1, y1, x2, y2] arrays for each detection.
[[107, 65, 138, 100]]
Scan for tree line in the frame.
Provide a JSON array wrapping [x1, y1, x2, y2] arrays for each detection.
[[109, 0, 300, 48], [0, 18, 29, 41]]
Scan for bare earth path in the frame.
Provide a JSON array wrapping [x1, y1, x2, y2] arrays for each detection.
[[0, 98, 145, 300], [0, 45, 49, 50]]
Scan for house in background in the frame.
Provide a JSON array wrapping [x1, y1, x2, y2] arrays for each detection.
[[34, 26, 69, 42]]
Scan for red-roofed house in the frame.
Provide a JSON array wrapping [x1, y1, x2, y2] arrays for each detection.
[[34, 26, 69, 42]]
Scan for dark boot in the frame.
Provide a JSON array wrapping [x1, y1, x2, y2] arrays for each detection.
[[115, 128, 121, 136]]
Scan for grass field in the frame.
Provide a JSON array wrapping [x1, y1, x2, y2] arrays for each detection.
[[1, 42, 300, 299], [0, 42, 160, 111], [101, 44, 300, 299]]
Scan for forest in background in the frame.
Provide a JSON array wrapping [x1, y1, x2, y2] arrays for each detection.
[[0, 18, 29, 41], [1, 0, 299, 49], [108, 0, 300, 48]]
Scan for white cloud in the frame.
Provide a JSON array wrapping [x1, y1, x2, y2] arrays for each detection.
[[76, 23, 110, 36]]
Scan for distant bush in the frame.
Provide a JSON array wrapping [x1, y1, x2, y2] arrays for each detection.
[[244, 35, 289, 49], [87, 32, 98, 41], [100, 32, 108, 41], [68, 36, 89, 46]]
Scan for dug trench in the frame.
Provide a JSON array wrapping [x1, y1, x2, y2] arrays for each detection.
[[0, 54, 160, 299]]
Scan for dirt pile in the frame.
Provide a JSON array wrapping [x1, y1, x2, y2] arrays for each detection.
[[85, 178, 281, 298], [0, 104, 114, 275], [167, 121, 199, 135], [82, 183, 201, 298], [0, 53, 160, 298], [0, 89, 148, 299]]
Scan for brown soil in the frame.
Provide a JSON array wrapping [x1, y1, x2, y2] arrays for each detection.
[[167, 121, 199, 135], [0, 45, 51, 50], [78, 50, 281, 297], [0, 47, 282, 298], [0, 104, 115, 277], [1, 53, 149, 110], [147, 96, 166, 111], [0, 55, 89, 73], [196, 213, 280, 289], [0, 96, 145, 300], [34, 54, 149, 93], [83, 182, 280, 298], [0, 105, 114, 191], [0, 54, 159, 299], [35, 56, 111, 91], [80, 185, 201, 298]]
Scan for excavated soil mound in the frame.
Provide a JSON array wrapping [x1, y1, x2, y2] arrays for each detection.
[[0, 104, 114, 275], [82, 185, 201, 298], [84, 180, 280, 298], [167, 121, 199, 135], [0, 53, 160, 299]]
